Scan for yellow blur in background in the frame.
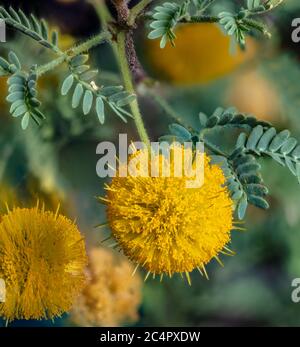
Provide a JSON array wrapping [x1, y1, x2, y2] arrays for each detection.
[[226, 68, 281, 122], [146, 23, 256, 85]]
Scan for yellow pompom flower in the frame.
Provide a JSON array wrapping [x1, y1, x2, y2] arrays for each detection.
[[146, 23, 256, 85], [0, 205, 87, 322], [70, 247, 142, 327], [105, 147, 234, 283]]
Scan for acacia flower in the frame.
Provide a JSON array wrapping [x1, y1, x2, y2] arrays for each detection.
[[70, 247, 142, 327], [146, 23, 256, 85], [0, 205, 87, 322], [104, 147, 234, 284]]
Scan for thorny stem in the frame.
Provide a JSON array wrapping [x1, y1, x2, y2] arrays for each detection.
[[36, 31, 112, 76]]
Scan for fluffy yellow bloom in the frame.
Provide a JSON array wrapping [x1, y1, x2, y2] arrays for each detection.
[[146, 23, 256, 85], [70, 247, 142, 327], [105, 148, 234, 282], [0, 206, 87, 322]]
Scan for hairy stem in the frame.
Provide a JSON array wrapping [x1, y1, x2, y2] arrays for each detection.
[[180, 15, 219, 23], [36, 31, 112, 76], [116, 31, 150, 147], [2, 18, 61, 54], [124, 31, 146, 83], [112, 0, 130, 25], [36, 55, 65, 77]]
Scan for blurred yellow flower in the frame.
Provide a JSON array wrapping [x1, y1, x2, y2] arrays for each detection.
[[146, 23, 256, 85], [105, 148, 233, 283], [226, 68, 281, 122], [0, 205, 87, 322], [70, 247, 142, 327]]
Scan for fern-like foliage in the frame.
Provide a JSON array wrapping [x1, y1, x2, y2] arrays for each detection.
[[159, 107, 271, 143], [197, 107, 271, 131], [218, 12, 248, 49], [211, 149, 268, 220], [159, 123, 193, 143], [148, 1, 190, 48], [218, 1, 282, 48], [236, 125, 300, 182], [247, 0, 282, 13], [218, 13, 268, 50], [2, 51, 45, 129], [61, 54, 135, 124], [148, 0, 281, 49], [0, 51, 20, 76], [247, 0, 265, 11], [0, 6, 60, 52], [0, 7, 136, 127]]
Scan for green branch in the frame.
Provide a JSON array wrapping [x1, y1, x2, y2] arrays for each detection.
[[180, 15, 219, 23], [0, 6, 61, 54], [116, 31, 150, 147], [93, 0, 151, 146], [36, 31, 112, 76]]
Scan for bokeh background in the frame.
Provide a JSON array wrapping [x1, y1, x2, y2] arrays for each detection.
[[1, 0, 300, 327]]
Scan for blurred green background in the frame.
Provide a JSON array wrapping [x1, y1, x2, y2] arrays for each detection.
[[1, 0, 300, 327]]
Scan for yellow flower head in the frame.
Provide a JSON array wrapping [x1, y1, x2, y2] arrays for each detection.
[[0, 205, 87, 321], [146, 23, 256, 85], [105, 147, 234, 282], [70, 247, 142, 327]]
